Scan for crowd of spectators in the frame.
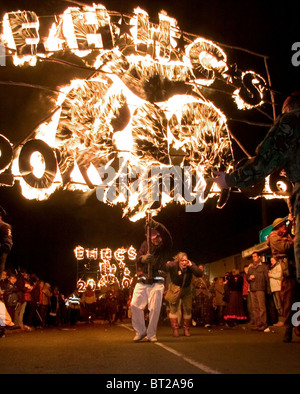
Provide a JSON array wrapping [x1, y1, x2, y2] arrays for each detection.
[[1, 254, 299, 338], [0, 268, 131, 338], [0, 268, 69, 336], [191, 254, 299, 335]]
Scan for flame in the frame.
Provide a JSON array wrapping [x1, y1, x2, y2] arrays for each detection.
[[2, 10, 39, 66], [44, 22, 64, 53], [30, 152, 45, 178], [13, 62, 233, 219], [57, 74, 232, 220], [185, 38, 227, 86], [260, 175, 290, 200], [233, 71, 266, 110], [3, 5, 278, 220]]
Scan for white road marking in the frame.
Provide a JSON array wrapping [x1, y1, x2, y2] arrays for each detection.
[[119, 324, 222, 374]]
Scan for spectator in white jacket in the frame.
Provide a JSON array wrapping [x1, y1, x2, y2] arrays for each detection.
[[268, 256, 283, 326], [0, 299, 14, 338]]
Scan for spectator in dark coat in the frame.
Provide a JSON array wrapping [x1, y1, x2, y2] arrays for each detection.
[[224, 269, 247, 326], [0, 206, 12, 277], [247, 252, 270, 331]]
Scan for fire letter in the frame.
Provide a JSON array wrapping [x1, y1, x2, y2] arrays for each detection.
[[234, 71, 265, 109], [18, 139, 57, 189], [3, 11, 39, 57], [186, 38, 227, 85], [62, 5, 113, 51], [133, 8, 150, 54]]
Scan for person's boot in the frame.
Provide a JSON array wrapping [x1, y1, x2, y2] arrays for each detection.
[[183, 319, 191, 337], [283, 326, 293, 343], [170, 318, 179, 337]]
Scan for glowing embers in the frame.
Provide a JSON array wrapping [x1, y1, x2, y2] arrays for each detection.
[[56, 77, 124, 177], [55, 75, 135, 192], [166, 95, 232, 172], [4, 72, 233, 217], [131, 102, 169, 165], [53, 75, 233, 219], [56, 75, 233, 173]]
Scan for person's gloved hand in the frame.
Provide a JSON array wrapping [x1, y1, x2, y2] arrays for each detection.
[[211, 171, 229, 189]]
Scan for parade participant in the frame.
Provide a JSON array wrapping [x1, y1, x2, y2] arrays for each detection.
[[105, 284, 118, 324], [81, 284, 97, 324], [0, 206, 13, 277], [165, 252, 202, 337], [66, 289, 81, 326], [211, 92, 300, 284], [211, 92, 300, 340], [131, 217, 172, 342]]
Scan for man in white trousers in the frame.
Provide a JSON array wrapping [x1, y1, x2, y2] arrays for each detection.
[[131, 219, 172, 342]]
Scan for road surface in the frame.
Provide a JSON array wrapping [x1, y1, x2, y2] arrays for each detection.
[[1, 319, 299, 377]]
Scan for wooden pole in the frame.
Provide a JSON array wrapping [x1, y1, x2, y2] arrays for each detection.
[[264, 57, 277, 121], [146, 211, 152, 278]]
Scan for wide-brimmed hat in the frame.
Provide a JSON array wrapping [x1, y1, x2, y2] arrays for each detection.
[[272, 217, 286, 229]]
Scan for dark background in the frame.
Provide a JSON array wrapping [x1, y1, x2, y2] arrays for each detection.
[[0, 0, 299, 294]]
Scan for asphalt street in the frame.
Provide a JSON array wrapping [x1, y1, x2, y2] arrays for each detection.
[[1, 319, 300, 376]]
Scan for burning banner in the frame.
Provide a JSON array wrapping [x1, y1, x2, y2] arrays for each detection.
[[0, 4, 291, 220]]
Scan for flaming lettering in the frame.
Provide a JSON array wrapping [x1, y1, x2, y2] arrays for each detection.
[[0, 4, 278, 219]]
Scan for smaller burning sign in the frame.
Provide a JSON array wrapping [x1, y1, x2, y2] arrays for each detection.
[[74, 245, 136, 291]]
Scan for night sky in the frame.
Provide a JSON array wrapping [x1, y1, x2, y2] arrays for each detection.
[[0, 0, 299, 294]]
